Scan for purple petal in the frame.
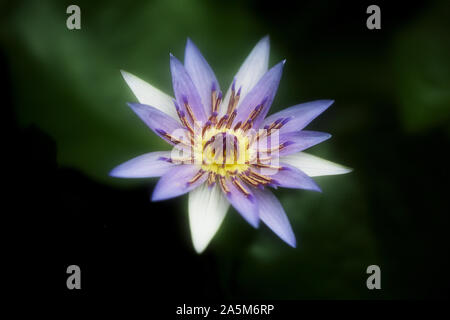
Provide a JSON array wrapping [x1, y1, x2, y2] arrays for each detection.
[[223, 178, 259, 227], [170, 54, 207, 123], [263, 100, 334, 134], [252, 188, 296, 247], [269, 163, 321, 192], [274, 131, 331, 156], [152, 165, 207, 201], [110, 151, 175, 178], [128, 103, 190, 145], [234, 61, 285, 128], [184, 39, 220, 117]]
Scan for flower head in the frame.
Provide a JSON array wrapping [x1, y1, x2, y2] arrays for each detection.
[[111, 37, 351, 253]]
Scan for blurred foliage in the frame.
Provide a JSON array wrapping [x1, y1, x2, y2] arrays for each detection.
[[393, 1, 450, 133], [2, 0, 268, 185], [1, 0, 449, 299]]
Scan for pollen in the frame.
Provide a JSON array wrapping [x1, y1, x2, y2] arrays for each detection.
[[199, 127, 250, 178], [194, 83, 253, 185]]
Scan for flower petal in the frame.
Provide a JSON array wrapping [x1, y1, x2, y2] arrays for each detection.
[[281, 152, 353, 177], [127, 103, 190, 145], [234, 61, 285, 128], [263, 100, 334, 134], [252, 130, 331, 158], [170, 54, 207, 123], [252, 188, 296, 247], [276, 131, 331, 156], [221, 36, 270, 114], [120, 70, 179, 121], [184, 38, 220, 117], [110, 151, 174, 178], [256, 163, 321, 192], [188, 183, 230, 253], [223, 178, 259, 228], [152, 165, 207, 201]]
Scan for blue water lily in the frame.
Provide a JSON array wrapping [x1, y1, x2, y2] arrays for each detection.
[[111, 37, 351, 253]]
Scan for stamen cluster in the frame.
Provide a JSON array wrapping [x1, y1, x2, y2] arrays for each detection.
[[159, 82, 293, 199]]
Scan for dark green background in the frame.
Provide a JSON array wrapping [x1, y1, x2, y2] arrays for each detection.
[[2, 0, 449, 299]]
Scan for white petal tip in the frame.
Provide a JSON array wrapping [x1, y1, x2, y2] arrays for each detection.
[[188, 184, 229, 255], [281, 152, 355, 178], [120, 69, 131, 80], [193, 243, 207, 254], [322, 163, 353, 176], [259, 35, 270, 45], [287, 239, 297, 248], [341, 167, 353, 174]]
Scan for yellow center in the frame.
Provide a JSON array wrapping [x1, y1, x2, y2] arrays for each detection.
[[195, 127, 251, 177]]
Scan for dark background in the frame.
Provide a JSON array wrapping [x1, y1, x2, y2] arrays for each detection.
[[2, 0, 449, 301]]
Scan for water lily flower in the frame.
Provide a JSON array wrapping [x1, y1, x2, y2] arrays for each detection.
[[111, 37, 351, 253]]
